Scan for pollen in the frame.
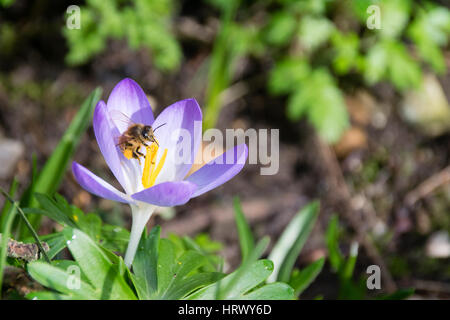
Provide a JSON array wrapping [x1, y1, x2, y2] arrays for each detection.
[[123, 149, 133, 160], [142, 143, 168, 189]]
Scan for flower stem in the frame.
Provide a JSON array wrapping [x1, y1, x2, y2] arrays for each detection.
[[124, 205, 154, 267]]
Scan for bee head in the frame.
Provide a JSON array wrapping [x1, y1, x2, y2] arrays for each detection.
[[142, 125, 153, 140]]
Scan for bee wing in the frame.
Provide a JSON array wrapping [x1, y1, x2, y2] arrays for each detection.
[[109, 110, 136, 133]]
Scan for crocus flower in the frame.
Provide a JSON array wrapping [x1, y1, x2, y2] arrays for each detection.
[[72, 78, 248, 266]]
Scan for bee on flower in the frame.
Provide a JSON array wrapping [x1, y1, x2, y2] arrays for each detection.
[[72, 78, 248, 266]]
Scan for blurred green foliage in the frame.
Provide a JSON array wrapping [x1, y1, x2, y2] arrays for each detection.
[[261, 0, 449, 142], [204, 0, 450, 142], [0, 0, 14, 7], [64, 0, 181, 71], [60, 0, 450, 142]]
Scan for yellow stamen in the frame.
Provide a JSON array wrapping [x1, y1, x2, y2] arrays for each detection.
[[142, 143, 168, 189], [142, 143, 158, 188]]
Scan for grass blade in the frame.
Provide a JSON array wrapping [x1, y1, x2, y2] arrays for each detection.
[[326, 214, 344, 272], [0, 178, 18, 230], [290, 257, 325, 296], [0, 198, 18, 292], [233, 197, 255, 263], [268, 201, 319, 283]]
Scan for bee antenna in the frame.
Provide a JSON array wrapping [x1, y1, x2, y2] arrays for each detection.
[[153, 123, 167, 132]]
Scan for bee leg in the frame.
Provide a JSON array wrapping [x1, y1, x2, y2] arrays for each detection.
[[132, 149, 142, 165], [136, 150, 145, 157], [136, 151, 145, 163], [135, 154, 142, 166]]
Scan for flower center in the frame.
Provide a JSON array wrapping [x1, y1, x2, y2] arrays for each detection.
[[142, 142, 168, 189]]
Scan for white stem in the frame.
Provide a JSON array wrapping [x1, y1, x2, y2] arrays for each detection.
[[124, 205, 155, 267]]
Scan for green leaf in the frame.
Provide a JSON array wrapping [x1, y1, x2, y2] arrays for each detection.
[[268, 201, 319, 283], [27, 261, 99, 299], [0, 195, 18, 291], [0, 0, 14, 7], [379, 0, 411, 39], [289, 257, 325, 296], [100, 224, 130, 253], [285, 68, 349, 143], [305, 70, 349, 142], [165, 272, 224, 300], [181, 236, 224, 272], [379, 288, 415, 300], [31, 193, 116, 249], [192, 233, 223, 253], [76, 213, 102, 240], [240, 282, 294, 300], [408, 7, 450, 73], [217, 237, 270, 299], [30, 193, 77, 228], [264, 11, 297, 46], [159, 251, 210, 299], [0, 178, 18, 230], [26, 291, 74, 300], [134, 232, 223, 300], [269, 58, 310, 95], [51, 259, 91, 284], [298, 16, 334, 51], [62, 228, 136, 300], [187, 259, 275, 300], [133, 225, 161, 299], [186, 237, 270, 300], [290, 0, 329, 15], [331, 31, 360, 75], [387, 43, 422, 90], [156, 238, 177, 295], [38, 232, 67, 259], [205, 0, 239, 14], [326, 215, 344, 272], [365, 40, 422, 90], [233, 197, 255, 263], [23, 88, 101, 237], [364, 42, 389, 85], [342, 242, 359, 280], [350, 0, 375, 22]]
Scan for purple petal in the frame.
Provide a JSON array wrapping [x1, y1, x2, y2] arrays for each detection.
[[186, 144, 248, 198], [107, 78, 154, 132], [151, 98, 202, 182], [131, 181, 197, 207], [93, 100, 136, 193], [72, 162, 131, 204]]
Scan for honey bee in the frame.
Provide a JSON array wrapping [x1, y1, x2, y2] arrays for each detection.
[[112, 111, 166, 164]]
